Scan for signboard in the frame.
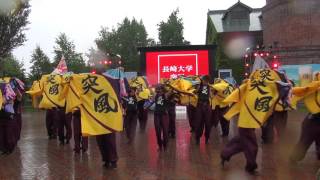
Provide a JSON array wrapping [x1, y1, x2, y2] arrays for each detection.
[[145, 50, 210, 85], [218, 69, 232, 79], [279, 64, 320, 86]]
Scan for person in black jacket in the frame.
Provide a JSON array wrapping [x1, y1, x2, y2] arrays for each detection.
[[195, 75, 212, 145], [123, 88, 138, 144], [167, 89, 179, 138], [153, 85, 169, 151]]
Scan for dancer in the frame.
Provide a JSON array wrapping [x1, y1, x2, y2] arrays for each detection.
[[194, 75, 212, 144], [123, 87, 138, 144], [220, 69, 291, 174]]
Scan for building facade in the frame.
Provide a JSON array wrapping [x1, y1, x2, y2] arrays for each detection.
[[262, 0, 320, 64], [206, 1, 263, 81]]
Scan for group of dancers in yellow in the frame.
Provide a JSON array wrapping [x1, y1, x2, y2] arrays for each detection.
[[1, 67, 320, 173]]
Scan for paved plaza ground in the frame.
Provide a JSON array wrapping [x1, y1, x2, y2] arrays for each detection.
[[0, 110, 319, 179]]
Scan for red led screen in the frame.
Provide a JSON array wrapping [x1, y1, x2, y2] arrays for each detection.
[[146, 50, 209, 85]]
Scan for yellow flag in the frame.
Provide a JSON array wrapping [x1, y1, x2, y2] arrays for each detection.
[[72, 74, 123, 136]]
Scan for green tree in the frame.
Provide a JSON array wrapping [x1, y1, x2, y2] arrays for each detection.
[[0, 54, 25, 81], [29, 46, 53, 81], [158, 9, 189, 46], [95, 17, 149, 71], [53, 33, 88, 73], [0, 1, 30, 61]]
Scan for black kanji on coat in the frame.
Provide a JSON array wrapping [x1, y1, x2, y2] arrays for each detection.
[[259, 69, 274, 81], [254, 96, 272, 112], [82, 75, 103, 95], [223, 85, 233, 95], [250, 80, 268, 95], [94, 93, 118, 113], [49, 84, 59, 95]]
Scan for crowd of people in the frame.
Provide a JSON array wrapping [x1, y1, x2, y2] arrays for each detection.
[[1, 67, 320, 175]]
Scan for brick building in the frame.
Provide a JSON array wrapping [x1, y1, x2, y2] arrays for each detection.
[[262, 0, 320, 64]]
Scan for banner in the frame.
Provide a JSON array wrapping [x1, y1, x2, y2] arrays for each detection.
[[279, 64, 320, 86]]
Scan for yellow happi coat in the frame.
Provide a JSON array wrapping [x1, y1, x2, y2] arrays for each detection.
[[224, 69, 283, 128], [59, 73, 82, 113], [129, 76, 152, 101], [291, 80, 320, 114], [26, 80, 43, 108], [210, 79, 234, 110], [166, 78, 197, 107], [65, 74, 123, 136], [37, 74, 65, 109]]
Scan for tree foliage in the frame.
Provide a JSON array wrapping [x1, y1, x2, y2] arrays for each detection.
[[95, 17, 149, 71], [0, 54, 25, 81], [29, 46, 53, 81], [53, 33, 88, 73], [158, 9, 189, 46], [0, 1, 30, 60]]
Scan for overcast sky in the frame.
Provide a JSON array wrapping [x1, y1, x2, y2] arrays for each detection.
[[12, 0, 265, 72]]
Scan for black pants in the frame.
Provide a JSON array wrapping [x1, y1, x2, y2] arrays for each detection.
[[212, 107, 230, 136], [187, 105, 196, 131], [46, 109, 57, 138], [261, 111, 288, 143], [273, 111, 288, 138], [154, 112, 169, 149], [56, 108, 67, 142], [168, 104, 176, 137], [261, 115, 274, 143], [0, 116, 17, 152], [195, 102, 212, 141], [125, 111, 137, 142], [73, 111, 88, 152], [221, 128, 258, 172], [137, 100, 148, 131], [290, 114, 320, 162], [96, 133, 118, 163], [15, 113, 22, 141]]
